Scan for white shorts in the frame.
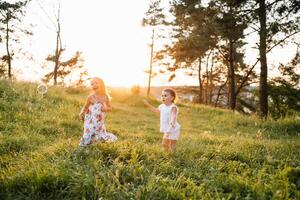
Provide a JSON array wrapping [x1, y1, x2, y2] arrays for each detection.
[[163, 129, 180, 140]]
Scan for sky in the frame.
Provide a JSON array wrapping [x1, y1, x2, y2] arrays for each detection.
[[19, 0, 183, 87], [12, 0, 299, 87]]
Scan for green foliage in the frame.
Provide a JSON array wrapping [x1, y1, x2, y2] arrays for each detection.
[[268, 83, 300, 119], [0, 0, 31, 78], [0, 80, 299, 199], [269, 52, 300, 119], [142, 0, 165, 27]]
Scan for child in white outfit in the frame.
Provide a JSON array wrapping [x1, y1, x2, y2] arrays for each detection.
[[144, 88, 181, 153]]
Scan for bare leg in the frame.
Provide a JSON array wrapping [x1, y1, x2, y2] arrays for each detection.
[[170, 140, 177, 153], [162, 139, 170, 152], [90, 134, 96, 145]]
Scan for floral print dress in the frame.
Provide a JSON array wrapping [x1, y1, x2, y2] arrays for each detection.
[[79, 101, 117, 146]]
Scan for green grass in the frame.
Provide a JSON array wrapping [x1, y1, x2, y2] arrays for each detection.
[[0, 80, 299, 200]]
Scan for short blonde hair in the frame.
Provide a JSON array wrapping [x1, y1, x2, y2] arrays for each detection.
[[163, 88, 176, 102]]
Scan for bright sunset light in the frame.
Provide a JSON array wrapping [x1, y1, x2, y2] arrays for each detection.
[[17, 0, 196, 87], [22, 0, 151, 87], [10, 0, 297, 87], [1, 1, 299, 198]]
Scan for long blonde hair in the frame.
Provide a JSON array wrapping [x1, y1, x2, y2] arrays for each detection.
[[91, 77, 111, 100]]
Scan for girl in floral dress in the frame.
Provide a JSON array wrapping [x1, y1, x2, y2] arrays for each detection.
[[78, 77, 117, 146]]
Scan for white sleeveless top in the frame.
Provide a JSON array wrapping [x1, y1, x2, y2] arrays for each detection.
[[158, 103, 180, 133]]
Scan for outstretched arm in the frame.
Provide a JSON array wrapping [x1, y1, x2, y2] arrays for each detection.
[[143, 99, 160, 113]]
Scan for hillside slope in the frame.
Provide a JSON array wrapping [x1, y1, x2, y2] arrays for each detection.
[[0, 80, 299, 199]]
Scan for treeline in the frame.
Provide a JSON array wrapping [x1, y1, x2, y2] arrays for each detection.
[[0, 1, 299, 119], [143, 0, 300, 118]]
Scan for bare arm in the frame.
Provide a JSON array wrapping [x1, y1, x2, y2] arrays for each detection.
[[143, 99, 160, 113], [79, 96, 91, 120], [170, 107, 178, 127], [102, 96, 112, 112]]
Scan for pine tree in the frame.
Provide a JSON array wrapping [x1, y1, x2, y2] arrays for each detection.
[[142, 0, 166, 97], [0, 0, 31, 80]]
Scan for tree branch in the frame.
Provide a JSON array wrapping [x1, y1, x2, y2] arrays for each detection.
[[35, 0, 57, 30], [236, 31, 300, 96], [267, 30, 300, 53], [235, 58, 259, 96]]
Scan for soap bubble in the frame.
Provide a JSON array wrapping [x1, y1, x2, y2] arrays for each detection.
[[37, 83, 48, 95]]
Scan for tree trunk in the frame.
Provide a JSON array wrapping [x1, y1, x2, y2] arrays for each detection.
[[258, 0, 268, 118], [215, 79, 228, 107], [6, 14, 12, 80], [198, 57, 203, 103], [209, 50, 214, 104], [228, 40, 236, 110], [53, 28, 60, 85], [53, 6, 62, 86], [205, 52, 211, 104], [147, 28, 155, 97]]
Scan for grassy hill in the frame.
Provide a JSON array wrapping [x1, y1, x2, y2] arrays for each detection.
[[0, 80, 299, 200]]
